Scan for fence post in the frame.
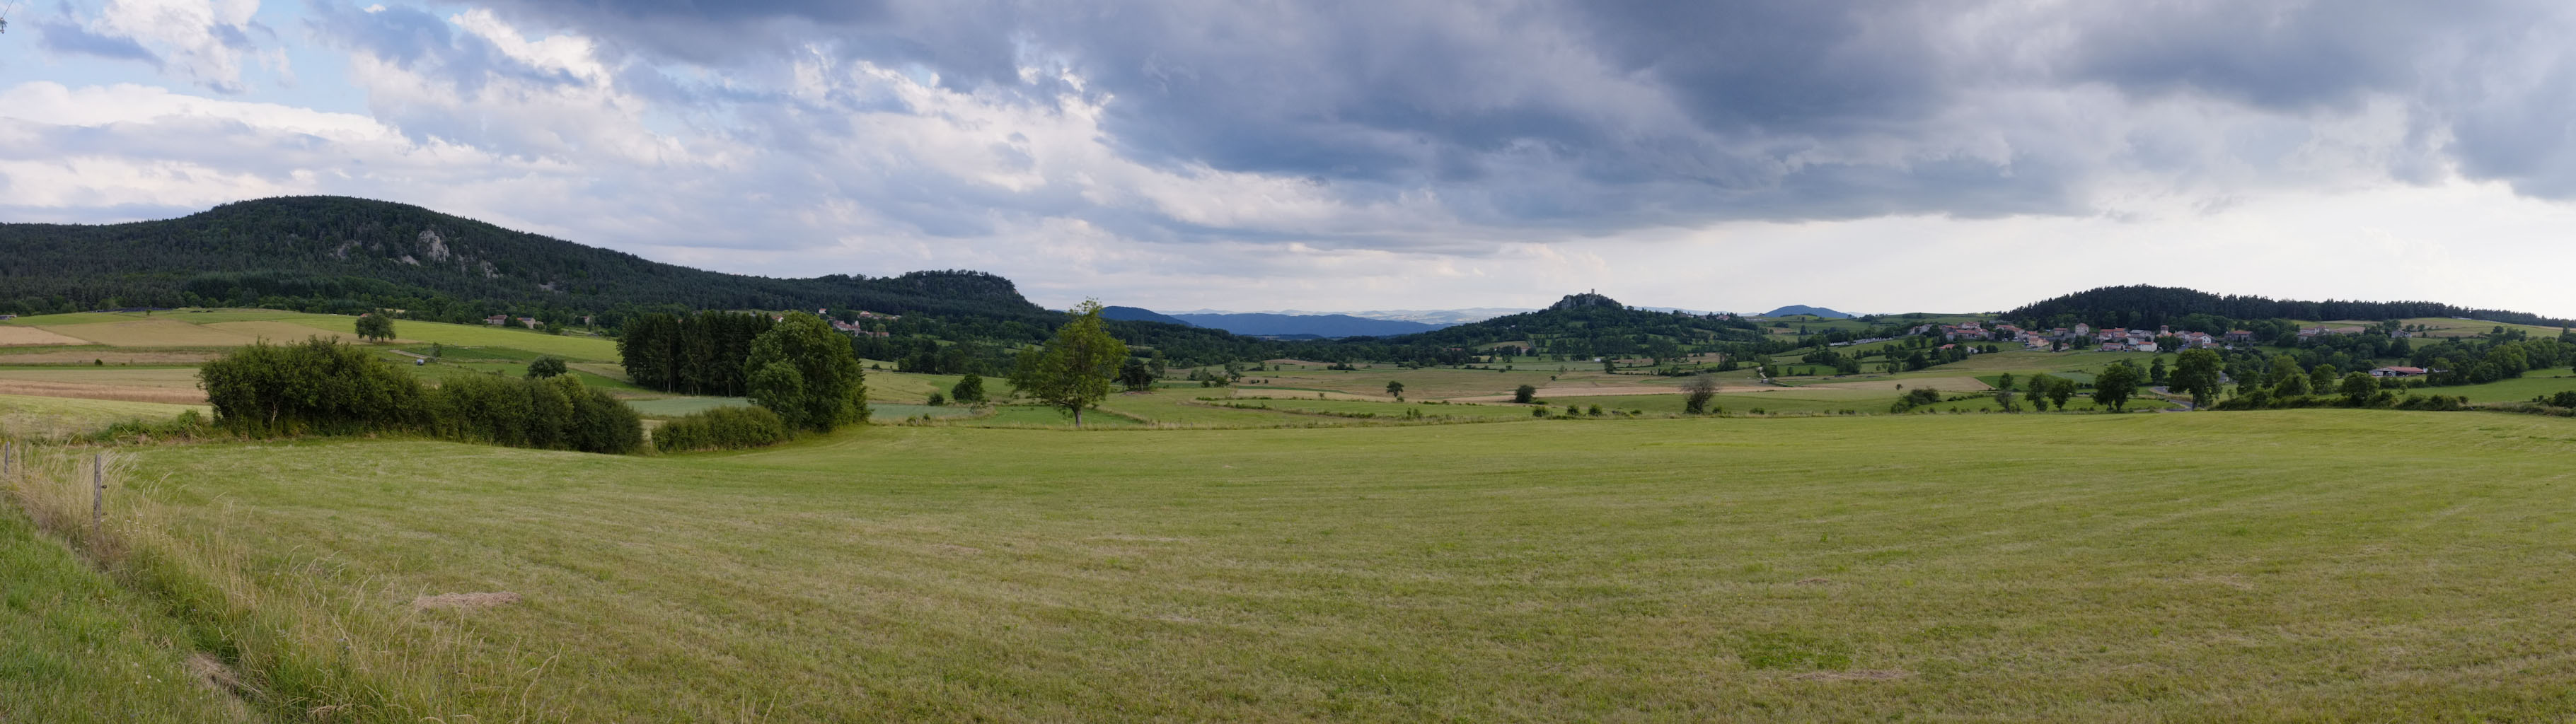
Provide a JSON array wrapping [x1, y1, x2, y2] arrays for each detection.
[[93, 452, 105, 539]]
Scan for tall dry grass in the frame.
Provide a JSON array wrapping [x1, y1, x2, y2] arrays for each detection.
[[1, 440, 577, 723]]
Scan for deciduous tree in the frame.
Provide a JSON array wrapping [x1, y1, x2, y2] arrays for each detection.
[[1007, 300, 1129, 428], [2170, 349, 2222, 409], [951, 372, 987, 404], [526, 355, 567, 378], [2093, 361, 2141, 411], [355, 311, 395, 342], [746, 312, 869, 432], [1682, 373, 1719, 414]]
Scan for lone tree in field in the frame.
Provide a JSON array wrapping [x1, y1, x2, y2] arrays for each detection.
[[1386, 380, 1405, 399], [745, 312, 869, 432], [355, 311, 395, 342], [526, 355, 568, 378], [1682, 373, 1719, 414], [1009, 300, 1129, 428], [2093, 361, 2142, 411], [2169, 349, 2223, 409], [1513, 384, 1537, 404], [1119, 357, 1156, 392], [950, 373, 986, 404]]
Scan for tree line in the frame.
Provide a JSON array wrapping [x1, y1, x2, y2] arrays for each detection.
[[617, 311, 778, 395], [200, 337, 645, 453], [2010, 284, 2573, 331]]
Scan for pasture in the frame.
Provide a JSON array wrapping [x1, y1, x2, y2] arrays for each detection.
[[2411, 368, 2576, 403], [9, 411, 2576, 721]]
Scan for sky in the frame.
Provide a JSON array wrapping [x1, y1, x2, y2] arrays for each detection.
[[5, 1, 2576, 317]]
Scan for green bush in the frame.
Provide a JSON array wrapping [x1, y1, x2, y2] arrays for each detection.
[[653, 406, 793, 452], [2394, 394, 2469, 411], [1889, 387, 1943, 413], [197, 338, 641, 453], [526, 355, 569, 378], [200, 337, 427, 436], [425, 374, 642, 454]]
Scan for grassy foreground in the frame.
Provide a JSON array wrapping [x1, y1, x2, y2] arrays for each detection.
[[11, 411, 2576, 721], [0, 506, 253, 723]]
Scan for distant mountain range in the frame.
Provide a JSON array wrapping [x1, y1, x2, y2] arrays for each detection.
[[1180, 308, 1530, 326], [1098, 306, 1195, 327], [1760, 305, 1852, 319], [1100, 306, 1458, 338]]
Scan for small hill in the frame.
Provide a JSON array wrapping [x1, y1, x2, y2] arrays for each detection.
[[1168, 313, 1448, 338], [1099, 306, 1196, 327], [1762, 305, 1851, 319], [1381, 291, 1766, 357], [0, 196, 1050, 321], [1549, 291, 1623, 311]]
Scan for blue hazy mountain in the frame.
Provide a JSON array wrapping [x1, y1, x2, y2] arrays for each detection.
[[1099, 305, 1196, 326], [1172, 312, 1452, 337], [1761, 305, 1852, 319], [1101, 308, 1454, 337]]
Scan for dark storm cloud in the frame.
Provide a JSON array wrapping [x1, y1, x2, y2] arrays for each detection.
[[384, 0, 2576, 227]]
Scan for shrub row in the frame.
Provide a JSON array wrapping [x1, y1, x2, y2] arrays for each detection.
[[201, 338, 643, 454], [427, 373, 642, 453], [652, 407, 792, 452]]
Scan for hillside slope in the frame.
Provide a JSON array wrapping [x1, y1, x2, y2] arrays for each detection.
[[2011, 285, 2572, 329], [0, 197, 1048, 322]]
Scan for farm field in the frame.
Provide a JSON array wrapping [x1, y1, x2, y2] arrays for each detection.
[[0, 367, 211, 405], [0, 393, 209, 438], [2321, 317, 2569, 339], [10, 411, 2576, 721], [0, 309, 621, 362], [1221, 396, 1539, 420], [1242, 363, 1619, 399], [2414, 368, 2576, 403], [0, 326, 92, 346], [1093, 391, 1325, 426]]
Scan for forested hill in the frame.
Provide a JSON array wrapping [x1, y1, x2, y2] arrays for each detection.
[[0, 196, 1049, 324], [1382, 293, 1769, 358], [2009, 285, 2574, 329]]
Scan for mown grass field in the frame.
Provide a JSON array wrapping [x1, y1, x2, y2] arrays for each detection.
[[9, 411, 2576, 722], [1242, 363, 1627, 399]]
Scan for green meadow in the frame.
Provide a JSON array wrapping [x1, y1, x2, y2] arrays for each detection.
[[9, 411, 2576, 721]]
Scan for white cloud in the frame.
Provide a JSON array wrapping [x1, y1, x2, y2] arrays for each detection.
[[92, 0, 268, 92], [8, 1, 2576, 321]]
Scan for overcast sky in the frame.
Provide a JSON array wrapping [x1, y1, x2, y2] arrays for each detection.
[[6, 1, 2576, 316]]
